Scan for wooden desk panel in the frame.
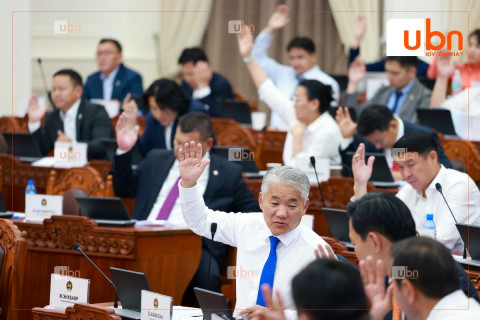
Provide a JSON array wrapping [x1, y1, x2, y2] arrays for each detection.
[[15, 216, 201, 320]]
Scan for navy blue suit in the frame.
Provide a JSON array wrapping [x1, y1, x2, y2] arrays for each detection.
[[181, 72, 233, 118], [83, 64, 143, 102], [340, 120, 452, 175]]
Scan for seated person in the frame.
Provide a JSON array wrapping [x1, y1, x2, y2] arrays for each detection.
[[252, 4, 339, 129], [27, 69, 113, 160], [348, 16, 429, 77], [346, 192, 479, 320], [113, 112, 260, 306], [123, 79, 207, 157], [343, 56, 431, 124], [178, 47, 233, 117], [389, 237, 480, 319], [351, 130, 480, 252], [238, 28, 341, 166], [336, 104, 452, 178], [83, 38, 143, 103], [178, 143, 333, 320]]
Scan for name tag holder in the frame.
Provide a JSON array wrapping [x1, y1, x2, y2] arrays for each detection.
[[25, 194, 63, 222], [141, 290, 173, 320], [49, 274, 90, 309]]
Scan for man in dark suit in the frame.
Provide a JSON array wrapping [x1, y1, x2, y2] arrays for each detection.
[[83, 39, 143, 103], [342, 56, 431, 124], [336, 105, 451, 177], [113, 111, 260, 305], [27, 69, 113, 160], [178, 48, 233, 117]]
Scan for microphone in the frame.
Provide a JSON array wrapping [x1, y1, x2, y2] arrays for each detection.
[[310, 156, 326, 207], [72, 242, 119, 308], [206, 223, 217, 289], [236, 126, 267, 146], [37, 58, 54, 108], [86, 169, 114, 197], [434, 183, 466, 258]]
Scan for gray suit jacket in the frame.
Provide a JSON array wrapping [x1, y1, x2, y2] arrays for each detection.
[[342, 78, 431, 123]]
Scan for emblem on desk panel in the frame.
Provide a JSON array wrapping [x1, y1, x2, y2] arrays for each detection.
[[66, 280, 73, 292], [41, 199, 47, 207], [153, 298, 159, 309]]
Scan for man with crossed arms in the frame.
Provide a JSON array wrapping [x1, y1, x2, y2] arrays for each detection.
[[177, 141, 333, 320]]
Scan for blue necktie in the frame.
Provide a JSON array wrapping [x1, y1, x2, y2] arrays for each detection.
[[391, 90, 403, 114], [256, 236, 280, 307]]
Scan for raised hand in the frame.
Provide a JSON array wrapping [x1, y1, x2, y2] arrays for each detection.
[[437, 55, 456, 78], [122, 93, 139, 129], [314, 243, 337, 260], [27, 93, 47, 123], [359, 256, 393, 320], [115, 113, 139, 152], [194, 61, 213, 89], [237, 25, 255, 57], [178, 141, 210, 188], [267, 4, 290, 32], [348, 57, 367, 84], [354, 16, 367, 44], [335, 107, 358, 139], [352, 143, 374, 199]]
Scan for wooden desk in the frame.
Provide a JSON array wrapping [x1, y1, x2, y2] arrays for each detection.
[[15, 216, 202, 320], [33, 303, 121, 320]]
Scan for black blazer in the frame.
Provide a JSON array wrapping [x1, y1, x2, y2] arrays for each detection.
[[32, 98, 113, 160]]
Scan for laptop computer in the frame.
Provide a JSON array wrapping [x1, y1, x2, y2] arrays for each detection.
[[75, 196, 136, 226], [194, 287, 235, 320], [3, 132, 43, 162], [219, 99, 252, 125], [110, 267, 151, 319], [455, 224, 480, 260], [101, 138, 143, 166], [212, 146, 262, 178], [417, 109, 458, 136], [322, 208, 353, 248], [0, 190, 12, 218]]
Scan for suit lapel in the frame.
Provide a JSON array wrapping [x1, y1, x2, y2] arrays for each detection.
[[203, 154, 222, 205], [111, 64, 125, 100], [76, 99, 86, 140], [398, 79, 419, 119]]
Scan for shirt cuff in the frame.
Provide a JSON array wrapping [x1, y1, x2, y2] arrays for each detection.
[[193, 87, 211, 100], [28, 121, 41, 133], [340, 137, 354, 150], [178, 179, 200, 199], [115, 149, 129, 156]]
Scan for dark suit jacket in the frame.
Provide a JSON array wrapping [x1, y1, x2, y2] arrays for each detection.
[[340, 120, 452, 175], [32, 99, 113, 160], [113, 149, 260, 270], [181, 72, 233, 118], [83, 64, 143, 102]]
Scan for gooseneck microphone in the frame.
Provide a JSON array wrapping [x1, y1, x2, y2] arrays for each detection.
[[72, 242, 119, 308], [206, 223, 217, 289], [310, 156, 326, 207], [37, 58, 54, 108], [434, 183, 466, 258], [87, 169, 114, 196], [236, 126, 267, 146]]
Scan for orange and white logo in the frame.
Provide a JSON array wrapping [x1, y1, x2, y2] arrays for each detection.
[[386, 18, 463, 57]]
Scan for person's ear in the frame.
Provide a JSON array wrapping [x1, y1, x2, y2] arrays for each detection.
[[205, 137, 214, 152], [258, 192, 264, 210], [429, 150, 438, 163], [367, 232, 383, 253], [75, 85, 83, 98], [303, 198, 309, 214], [390, 119, 398, 131], [401, 279, 417, 305]]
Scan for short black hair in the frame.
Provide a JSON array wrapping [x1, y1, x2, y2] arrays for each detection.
[[385, 56, 418, 69], [298, 80, 333, 114], [346, 192, 417, 242], [357, 105, 395, 136], [391, 237, 460, 299], [178, 112, 213, 141], [287, 37, 315, 54], [53, 69, 83, 87], [99, 38, 122, 52], [469, 29, 480, 44], [178, 47, 208, 64], [143, 79, 190, 115], [292, 259, 369, 320], [393, 130, 439, 160]]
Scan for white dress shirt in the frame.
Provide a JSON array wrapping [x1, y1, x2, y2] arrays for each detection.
[[146, 153, 210, 226], [258, 79, 342, 166], [426, 289, 480, 319], [396, 165, 480, 252], [100, 66, 120, 100], [164, 122, 174, 150], [252, 30, 340, 130], [179, 181, 331, 320]]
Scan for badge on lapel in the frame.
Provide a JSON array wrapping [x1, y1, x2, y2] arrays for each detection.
[[78, 113, 83, 120], [213, 170, 219, 176], [115, 80, 121, 87]]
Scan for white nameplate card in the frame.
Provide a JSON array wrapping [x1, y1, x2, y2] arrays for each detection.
[[141, 290, 172, 320], [54, 141, 88, 168], [25, 194, 63, 221], [90, 99, 120, 118], [49, 274, 89, 308]]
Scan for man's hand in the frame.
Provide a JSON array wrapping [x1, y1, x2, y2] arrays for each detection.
[[352, 143, 374, 199], [27, 93, 47, 123], [291, 122, 306, 137], [354, 16, 367, 47], [178, 141, 210, 188], [335, 107, 358, 139], [314, 243, 337, 260], [238, 305, 269, 320], [359, 256, 393, 320], [266, 4, 290, 33], [239, 284, 287, 320], [194, 61, 213, 89], [115, 113, 139, 152], [237, 25, 255, 58], [348, 57, 367, 84], [56, 130, 72, 142], [437, 55, 456, 78], [122, 93, 139, 129]]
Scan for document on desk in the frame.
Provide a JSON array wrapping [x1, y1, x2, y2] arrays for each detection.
[[172, 306, 203, 320]]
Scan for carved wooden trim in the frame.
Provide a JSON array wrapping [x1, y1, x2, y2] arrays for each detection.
[[46, 166, 113, 197], [33, 303, 121, 320], [17, 216, 136, 258]]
